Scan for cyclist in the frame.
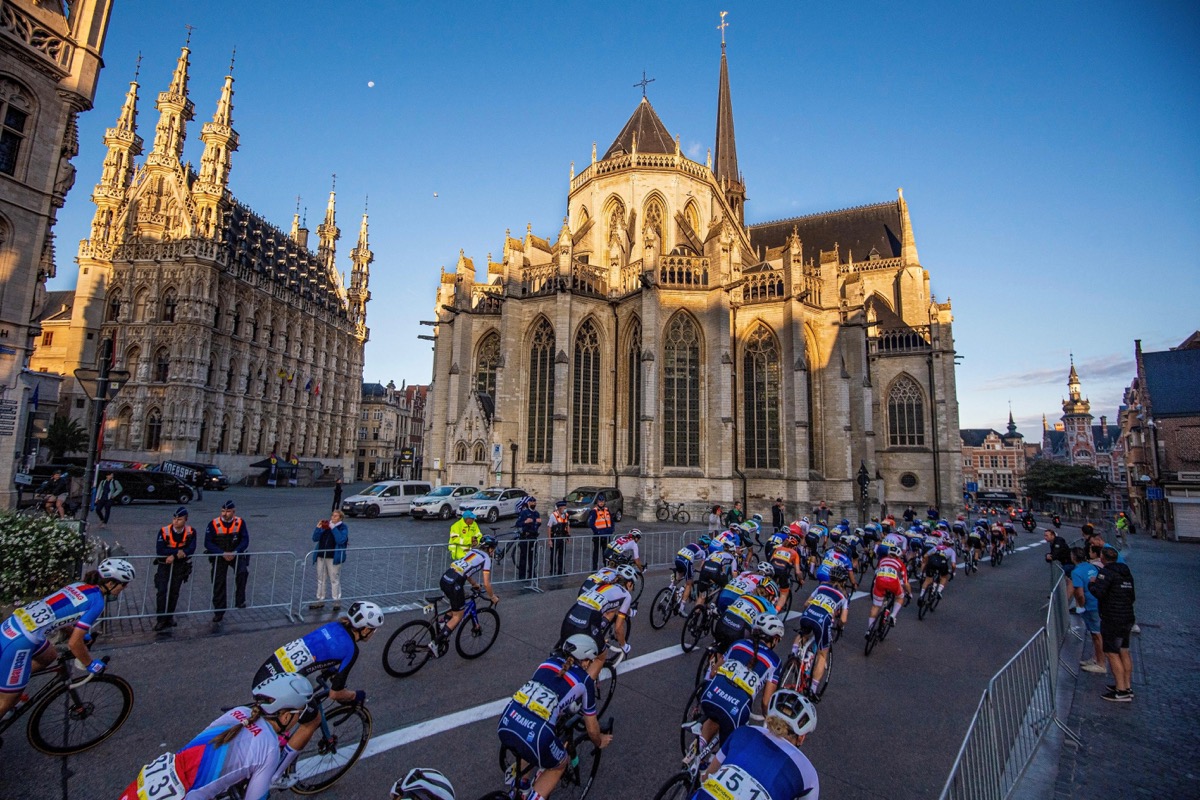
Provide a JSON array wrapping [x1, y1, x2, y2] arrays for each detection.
[[118, 674, 313, 800], [673, 535, 711, 614], [803, 524, 825, 580], [841, 529, 864, 572], [710, 587, 776, 679], [253, 601, 383, 785], [989, 523, 1007, 559], [496, 635, 612, 800], [966, 522, 986, 565], [767, 533, 804, 610], [694, 542, 739, 608], [867, 544, 909, 636], [0, 558, 134, 719], [694, 614, 784, 759], [815, 544, 855, 591], [861, 522, 882, 553], [437, 534, 500, 645], [558, 564, 636, 679], [579, 564, 620, 594], [790, 566, 849, 694], [695, 690, 819, 800], [920, 539, 955, 601], [391, 768, 456, 799], [605, 529, 643, 571], [951, 516, 969, 547], [715, 564, 772, 616]]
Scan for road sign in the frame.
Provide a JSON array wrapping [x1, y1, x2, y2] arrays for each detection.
[[966, 482, 978, 493], [1146, 487, 1165, 500]]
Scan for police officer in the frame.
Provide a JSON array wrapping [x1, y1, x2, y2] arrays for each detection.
[[587, 496, 614, 571], [205, 499, 250, 628], [154, 507, 197, 632], [515, 498, 542, 581]]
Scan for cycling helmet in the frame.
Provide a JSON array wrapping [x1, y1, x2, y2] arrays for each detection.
[[628, 528, 642, 540], [391, 768, 456, 800], [768, 690, 818, 737], [722, 539, 737, 552], [347, 600, 385, 630], [833, 543, 850, 556], [785, 531, 801, 546], [252, 674, 314, 715], [752, 613, 785, 640], [801, 516, 810, 524], [885, 541, 902, 556], [751, 513, 763, 524], [98, 558, 136, 584], [758, 579, 779, 603], [827, 565, 849, 586], [614, 564, 638, 584], [757, 562, 776, 577], [478, 535, 498, 550], [698, 534, 712, 548], [560, 633, 601, 661], [839, 519, 850, 529], [936, 521, 950, 531]]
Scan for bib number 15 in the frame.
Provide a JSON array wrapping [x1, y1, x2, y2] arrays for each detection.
[[702, 764, 770, 800]]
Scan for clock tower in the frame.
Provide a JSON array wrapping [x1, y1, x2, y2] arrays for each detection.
[[1061, 357, 1096, 465]]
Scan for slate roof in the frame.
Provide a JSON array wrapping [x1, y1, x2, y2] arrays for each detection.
[[1092, 424, 1121, 452], [1043, 429, 1067, 458], [362, 382, 388, 397], [35, 291, 75, 324], [603, 97, 675, 160], [960, 429, 1000, 447], [1143, 349, 1200, 416], [749, 201, 902, 265]]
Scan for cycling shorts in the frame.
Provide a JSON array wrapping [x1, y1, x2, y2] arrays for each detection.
[[440, 573, 467, 612], [872, 575, 903, 601], [925, 555, 950, 577], [797, 613, 834, 652], [674, 557, 695, 581], [558, 616, 607, 655], [771, 562, 792, 587], [497, 706, 566, 771], [804, 533, 821, 551], [697, 563, 730, 592], [700, 689, 751, 746], [713, 618, 748, 653], [0, 628, 51, 693]]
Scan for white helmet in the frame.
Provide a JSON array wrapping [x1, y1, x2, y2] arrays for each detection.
[[391, 768, 456, 800], [561, 633, 600, 661], [768, 689, 818, 737], [252, 674, 314, 715], [347, 600, 385, 630], [98, 558, 136, 584], [752, 613, 785, 640], [614, 564, 638, 584]]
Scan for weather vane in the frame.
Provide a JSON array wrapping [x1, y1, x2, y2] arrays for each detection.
[[634, 70, 655, 98]]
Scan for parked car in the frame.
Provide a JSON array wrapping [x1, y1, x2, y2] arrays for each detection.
[[410, 484, 482, 520], [160, 460, 229, 491], [458, 487, 530, 523], [106, 469, 194, 505], [341, 480, 433, 518], [562, 486, 624, 525]]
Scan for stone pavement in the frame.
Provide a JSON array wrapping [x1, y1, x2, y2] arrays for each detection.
[[1016, 535, 1200, 799]]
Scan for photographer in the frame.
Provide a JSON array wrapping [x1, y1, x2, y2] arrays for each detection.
[[309, 510, 349, 611]]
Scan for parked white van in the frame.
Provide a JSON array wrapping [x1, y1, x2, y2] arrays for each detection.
[[341, 480, 433, 518]]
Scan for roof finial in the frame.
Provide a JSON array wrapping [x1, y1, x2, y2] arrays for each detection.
[[295, 195, 301, 215], [184, 23, 195, 47], [718, 10, 729, 48], [363, 194, 369, 214], [133, 51, 142, 82], [229, 46, 236, 76], [331, 172, 337, 193], [634, 70, 655, 98]]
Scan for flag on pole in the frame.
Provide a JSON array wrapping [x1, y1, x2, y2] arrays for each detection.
[[304, 378, 313, 393], [314, 383, 321, 396]]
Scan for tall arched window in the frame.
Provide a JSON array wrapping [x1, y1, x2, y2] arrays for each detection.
[[663, 313, 701, 467], [743, 325, 781, 469], [232, 305, 243, 338], [572, 319, 601, 465], [144, 408, 163, 450], [112, 407, 132, 450], [161, 289, 178, 322], [526, 319, 556, 463], [198, 412, 209, 453], [106, 292, 122, 322], [134, 288, 150, 322], [625, 318, 642, 466], [217, 415, 230, 454], [888, 376, 926, 447], [454, 441, 468, 462], [475, 331, 500, 398], [153, 348, 170, 383], [123, 345, 140, 377], [473, 442, 486, 463]]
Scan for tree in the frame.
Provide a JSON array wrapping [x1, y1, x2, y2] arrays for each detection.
[[1022, 460, 1108, 503], [44, 416, 88, 461]]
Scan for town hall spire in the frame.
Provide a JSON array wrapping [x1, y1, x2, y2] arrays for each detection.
[[148, 41, 195, 164], [317, 175, 341, 269], [195, 51, 239, 236], [91, 60, 143, 241], [348, 199, 372, 326], [713, 11, 745, 224]]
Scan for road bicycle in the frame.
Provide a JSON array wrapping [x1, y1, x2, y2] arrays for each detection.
[[381, 590, 501, 677], [778, 624, 838, 702], [649, 572, 690, 630], [1005, 530, 1017, 555], [916, 579, 943, 620], [680, 596, 718, 653], [963, 543, 981, 575], [990, 537, 1005, 567], [0, 646, 132, 755], [652, 730, 724, 799], [483, 714, 613, 799], [864, 591, 897, 657], [655, 499, 691, 524]]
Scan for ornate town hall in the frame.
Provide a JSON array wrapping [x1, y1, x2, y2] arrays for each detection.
[[426, 39, 962, 517], [48, 45, 369, 471]]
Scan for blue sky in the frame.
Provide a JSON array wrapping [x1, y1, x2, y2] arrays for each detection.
[[51, 1, 1199, 436]]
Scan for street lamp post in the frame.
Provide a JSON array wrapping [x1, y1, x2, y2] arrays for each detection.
[[857, 461, 871, 527], [509, 441, 518, 487], [73, 338, 130, 528]]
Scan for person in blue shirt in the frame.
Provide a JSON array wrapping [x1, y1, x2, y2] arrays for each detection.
[[154, 506, 198, 632], [309, 510, 350, 611], [693, 689, 820, 800], [1070, 547, 1106, 673], [515, 498, 542, 580]]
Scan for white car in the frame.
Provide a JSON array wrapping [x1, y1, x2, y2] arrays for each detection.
[[409, 484, 481, 520], [341, 480, 432, 518], [458, 487, 530, 523]]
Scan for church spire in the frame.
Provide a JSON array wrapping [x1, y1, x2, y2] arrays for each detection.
[[317, 175, 341, 269], [91, 60, 144, 241], [194, 54, 240, 237], [898, 187, 920, 265], [713, 11, 744, 224], [148, 42, 196, 164], [348, 199, 372, 327]]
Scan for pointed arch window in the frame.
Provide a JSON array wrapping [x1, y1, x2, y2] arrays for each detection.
[[526, 319, 556, 463], [572, 319, 601, 465], [144, 408, 163, 450], [454, 441, 468, 462], [162, 289, 178, 322], [473, 442, 486, 463], [888, 376, 926, 447], [123, 345, 140, 377], [475, 331, 500, 398], [134, 289, 150, 322], [217, 415, 230, 454], [198, 412, 209, 453], [112, 407, 133, 451], [625, 318, 643, 466], [106, 292, 122, 322], [153, 347, 170, 383], [743, 325, 781, 469], [663, 314, 701, 467]]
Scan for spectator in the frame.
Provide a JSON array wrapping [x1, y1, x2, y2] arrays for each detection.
[[205, 500, 250, 629], [332, 478, 344, 513], [1090, 546, 1136, 701], [814, 501, 832, 525], [1044, 528, 1073, 577], [309, 510, 349, 611], [708, 505, 724, 535], [926, 505, 939, 521], [548, 500, 571, 576], [448, 509, 480, 561], [771, 499, 786, 532], [94, 471, 123, 528], [586, 496, 614, 570], [724, 501, 745, 528], [515, 498, 542, 580], [43, 470, 70, 518], [154, 506, 197, 633], [902, 505, 915, 524], [1069, 547, 1105, 674]]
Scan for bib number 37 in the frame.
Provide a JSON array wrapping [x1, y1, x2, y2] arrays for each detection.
[[702, 764, 770, 800], [137, 752, 187, 800]]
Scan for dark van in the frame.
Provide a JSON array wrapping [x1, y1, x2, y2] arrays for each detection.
[[160, 460, 229, 491], [108, 469, 194, 505]]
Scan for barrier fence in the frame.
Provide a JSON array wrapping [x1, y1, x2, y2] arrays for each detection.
[[938, 571, 1082, 800]]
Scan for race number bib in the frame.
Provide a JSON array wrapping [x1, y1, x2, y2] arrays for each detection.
[[513, 680, 559, 721], [811, 594, 838, 615], [13, 600, 56, 633], [137, 752, 187, 800], [728, 577, 755, 595], [578, 588, 606, 611], [716, 660, 761, 696], [274, 637, 315, 673], [701, 763, 771, 800]]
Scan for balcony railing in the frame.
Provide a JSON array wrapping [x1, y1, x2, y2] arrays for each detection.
[[870, 326, 932, 355], [659, 254, 709, 288]]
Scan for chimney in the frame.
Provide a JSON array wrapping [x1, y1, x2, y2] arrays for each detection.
[[1101, 415, 1109, 438]]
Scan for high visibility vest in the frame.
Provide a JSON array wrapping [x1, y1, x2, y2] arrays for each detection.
[[161, 524, 194, 550], [592, 508, 612, 529], [210, 517, 244, 551]]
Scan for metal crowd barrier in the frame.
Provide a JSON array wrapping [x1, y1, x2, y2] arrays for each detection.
[[295, 543, 448, 620], [938, 574, 1081, 800]]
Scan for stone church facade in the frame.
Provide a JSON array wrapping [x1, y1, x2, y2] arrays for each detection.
[[425, 42, 962, 520], [43, 45, 369, 476]]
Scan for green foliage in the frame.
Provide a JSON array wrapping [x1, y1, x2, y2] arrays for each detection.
[[44, 416, 88, 460], [1023, 460, 1109, 502], [0, 511, 96, 605]]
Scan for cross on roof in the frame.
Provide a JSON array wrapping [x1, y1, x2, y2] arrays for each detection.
[[634, 71, 655, 98], [718, 11, 729, 46], [184, 24, 196, 46]]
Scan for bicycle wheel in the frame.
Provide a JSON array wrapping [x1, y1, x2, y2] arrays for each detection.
[[290, 704, 372, 794], [680, 605, 708, 653], [864, 623, 880, 657], [630, 571, 645, 604], [27, 674, 134, 755], [693, 648, 718, 689], [778, 654, 804, 692], [382, 619, 437, 677], [676, 510, 691, 525], [994, 548, 1004, 567], [653, 772, 696, 800], [558, 730, 604, 799], [456, 607, 501, 659], [812, 646, 833, 701], [930, 590, 942, 612], [680, 684, 704, 755], [595, 662, 617, 718], [657, 505, 671, 522], [917, 591, 930, 621], [650, 587, 675, 629]]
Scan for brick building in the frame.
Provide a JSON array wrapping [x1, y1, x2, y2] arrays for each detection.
[[960, 413, 1027, 507]]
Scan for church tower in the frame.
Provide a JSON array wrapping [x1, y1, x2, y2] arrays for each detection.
[[317, 183, 340, 270], [1061, 357, 1096, 464], [713, 12, 745, 224], [194, 55, 238, 237]]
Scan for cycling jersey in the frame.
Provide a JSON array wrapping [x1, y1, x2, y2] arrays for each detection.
[[715, 530, 741, 552], [675, 543, 704, 580], [1, 583, 106, 693], [254, 621, 358, 691], [580, 567, 619, 593], [714, 594, 770, 651], [497, 657, 597, 771], [697, 724, 820, 800], [769, 546, 802, 586], [446, 548, 492, 583], [698, 552, 737, 590], [560, 583, 632, 650], [924, 547, 953, 577], [797, 584, 847, 651], [872, 556, 908, 601], [605, 534, 640, 563], [814, 550, 851, 582], [883, 533, 907, 552], [118, 707, 281, 800], [716, 572, 764, 615], [952, 522, 968, 536], [700, 639, 779, 744]]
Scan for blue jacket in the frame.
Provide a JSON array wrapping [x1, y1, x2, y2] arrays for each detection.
[[311, 521, 349, 565], [516, 507, 542, 536]]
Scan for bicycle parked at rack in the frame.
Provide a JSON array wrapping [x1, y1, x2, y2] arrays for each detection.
[[0, 645, 132, 755], [655, 499, 691, 524], [381, 590, 501, 677], [482, 714, 613, 800], [863, 591, 897, 657]]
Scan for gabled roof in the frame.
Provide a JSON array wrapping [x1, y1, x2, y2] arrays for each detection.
[[35, 291, 75, 324], [749, 201, 902, 265], [603, 97, 674, 160], [1143, 349, 1200, 416], [960, 429, 1000, 447]]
